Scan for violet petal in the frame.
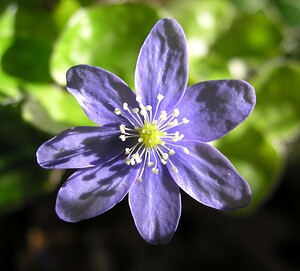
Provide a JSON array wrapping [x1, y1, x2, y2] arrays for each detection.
[[177, 80, 256, 142], [129, 164, 181, 245], [36, 126, 123, 169], [135, 18, 188, 112], [167, 141, 251, 210], [67, 64, 138, 126], [56, 156, 139, 222]]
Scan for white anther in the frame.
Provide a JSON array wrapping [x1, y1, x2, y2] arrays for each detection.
[[125, 158, 131, 165], [135, 156, 142, 164], [160, 110, 167, 120], [173, 131, 180, 142], [125, 148, 131, 154], [138, 137, 143, 143], [183, 147, 189, 154], [114, 108, 121, 115], [147, 161, 154, 167], [137, 177, 142, 182], [179, 134, 184, 140], [152, 167, 159, 174], [130, 158, 136, 165], [119, 135, 126, 141], [162, 153, 169, 160], [119, 124, 126, 134], [157, 93, 164, 101], [145, 105, 152, 111], [140, 109, 147, 116], [161, 159, 167, 165], [182, 118, 189, 124], [132, 108, 139, 113], [123, 103, 128, 110], [136, 95, 142, 102], [173, 108, 180, 117], [169, 149, 175, 155], [172, 166, 178, 173]]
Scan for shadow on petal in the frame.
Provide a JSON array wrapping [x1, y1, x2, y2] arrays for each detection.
[[168, 141, 251, 210], [37, 125, 133, 169], [56, 156, 140, 222]]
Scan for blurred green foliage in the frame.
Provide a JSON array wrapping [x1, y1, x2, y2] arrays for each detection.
[[0, 0, 300, 214]]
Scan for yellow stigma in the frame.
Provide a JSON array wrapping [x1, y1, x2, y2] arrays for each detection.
[[138, 122, 163, 148]]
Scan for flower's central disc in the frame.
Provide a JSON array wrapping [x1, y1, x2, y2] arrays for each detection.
[[138, 122, 163, 148], [114, 93, 190, 181]]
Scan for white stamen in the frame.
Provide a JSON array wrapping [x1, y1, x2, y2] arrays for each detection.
[[182, 117, 189, 124], [140, 109, 147, 116], [125, 158, 131, 165], [157, 93, 164, 101], [119, 135, 126, 141], [130, 158, 136, 165], [114, 108, 121, 115], [169, 149, 175, 155], [152, 167, 159, 174], [116, 98, 191, 182], [136, 95, 142, 103], [119, 124, 126, 134], [137, 177, 142, 182], [173, 131, 180, 142], [160, 110, 167, 121], [161, 159, 167, 165], [172, 166, 178, 173], [173, 108, 180, 117], [123, 103, 128, 110], [183, 147, 189, 154], [162, 153, 169, 160]]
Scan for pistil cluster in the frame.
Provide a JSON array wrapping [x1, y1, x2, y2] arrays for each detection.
[[114, 93, 190, 181]]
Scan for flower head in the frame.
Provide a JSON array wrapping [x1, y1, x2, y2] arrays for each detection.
[[37, 18, 256, 244]]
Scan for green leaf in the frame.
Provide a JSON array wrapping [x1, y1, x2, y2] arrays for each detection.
[[251, 61, 300, 139], [2, 37, 52, 82], [0, 3, 22, 104], [275, 0, 300, 26], [50, 4, 161, 88], [165, 0, 235, 82], [0, 71, 21, 105], [211, 10, 283, 60], [0, 104, 50, 214], [0, 3, 16, 58], [52, 0, 81, 30], [1, 3, 58, 82]]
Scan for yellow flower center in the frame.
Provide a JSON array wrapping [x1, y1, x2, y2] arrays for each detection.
[[138, 122, 163, 148], [114, 93, 190, 182]]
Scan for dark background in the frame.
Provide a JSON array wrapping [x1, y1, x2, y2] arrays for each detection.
[[1, 147, 299, 271]]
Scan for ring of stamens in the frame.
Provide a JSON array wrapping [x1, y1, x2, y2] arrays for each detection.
[[114, 93, 190, 182]]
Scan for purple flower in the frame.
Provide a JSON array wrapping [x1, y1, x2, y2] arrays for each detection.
[[37, 18, 256, 244]]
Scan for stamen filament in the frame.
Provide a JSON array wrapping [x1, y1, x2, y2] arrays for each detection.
[[116, 98, 190, 182]]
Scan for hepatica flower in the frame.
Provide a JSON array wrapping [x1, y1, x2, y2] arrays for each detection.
[[37, 18, 256, 244]]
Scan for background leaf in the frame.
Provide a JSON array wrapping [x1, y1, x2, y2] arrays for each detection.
[[51, 4, 161, 88]]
